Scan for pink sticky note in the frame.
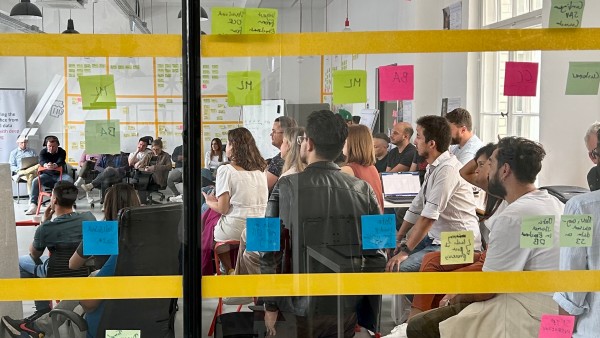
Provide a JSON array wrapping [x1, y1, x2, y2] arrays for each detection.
[[379, 65, 414, 101], [538, 314, 575, 338], [504, 61, 539, 96]]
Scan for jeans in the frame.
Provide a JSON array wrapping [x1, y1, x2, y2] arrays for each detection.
[[399, 237, 441, 272], [19, 254, 51, 311], [30, 173, 73, 204], [167, 167, 183, 195]]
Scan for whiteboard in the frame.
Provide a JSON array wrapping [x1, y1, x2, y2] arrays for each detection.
[[359, 109, 379, 131], [243, 99, 285, 160]]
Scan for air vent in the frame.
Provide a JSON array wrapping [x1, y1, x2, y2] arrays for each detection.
[[35, 0, 87, 10]]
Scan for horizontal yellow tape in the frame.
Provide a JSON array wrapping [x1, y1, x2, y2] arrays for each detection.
[[202, 28, 600, 57], [0, 276, 182, 301], [201, 271, 600, 298]]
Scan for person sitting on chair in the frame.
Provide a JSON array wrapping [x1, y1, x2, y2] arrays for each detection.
[[9, 136, 38, 195], [81, 152, 130, 203], [135, 138, 172, 203], [128, 136, 152, 169], [73, 151, 100, 187], [167, 144, 184, 199]]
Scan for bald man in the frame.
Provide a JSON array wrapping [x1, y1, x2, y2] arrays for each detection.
[[386, 122, 417, 172]]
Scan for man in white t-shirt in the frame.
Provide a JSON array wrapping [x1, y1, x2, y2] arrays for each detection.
[[445, 108, 483, 165], [406, 137, 564, 338], [128, 137, 152, 169]]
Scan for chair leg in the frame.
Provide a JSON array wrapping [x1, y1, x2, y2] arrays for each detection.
[[208, 299, 223, 336]]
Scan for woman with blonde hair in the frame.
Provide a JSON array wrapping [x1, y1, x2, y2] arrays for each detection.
[[340, 124, 384, 213], [280, 126, 306, 177]]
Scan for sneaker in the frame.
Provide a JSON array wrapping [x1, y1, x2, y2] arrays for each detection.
[[74, 177, 84, 187], [24, 203, 37, 215], [82, 183, 94, 192], [12, 174, 21, 183], [382, 323, 408, 338], [2, 316, 45, 338], [24, 308, 51, 323]]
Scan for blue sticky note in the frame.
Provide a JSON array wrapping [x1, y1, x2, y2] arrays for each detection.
[[246, 218, 280, 252], [82, 221, 119, 255], [361, 214, 396, 250]]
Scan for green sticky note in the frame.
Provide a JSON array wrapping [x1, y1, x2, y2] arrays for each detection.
[[243, 8, 278, 34], [333, 70, 367, 104], [560, 214, 593, 247], [520, 215, 555, 248], [227, 71, 261, 106], [441, 231, 475, 265], [212, 7, 245, 35], [549, 0, 585, 28], [85, 120, 121, 155], [79, 75, 117, 110], [105, 330, 140, 338], [565, 62, 600, 95]]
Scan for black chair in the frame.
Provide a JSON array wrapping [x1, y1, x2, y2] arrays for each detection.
[[133, 170, 166, 204], [47, 243, 93, 278]]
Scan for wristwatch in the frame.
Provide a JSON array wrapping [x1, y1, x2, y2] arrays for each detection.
[[399, 243, 412, 255]]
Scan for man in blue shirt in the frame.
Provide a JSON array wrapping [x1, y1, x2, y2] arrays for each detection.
[[9, 136, 37, 194]]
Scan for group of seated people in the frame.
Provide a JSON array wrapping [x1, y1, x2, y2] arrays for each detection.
[[199, 109, 598, 338]]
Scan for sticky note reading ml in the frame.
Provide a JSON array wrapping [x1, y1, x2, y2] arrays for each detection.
[[361, 214, 396, 250], [246, 218, 280, 252], [520, 216, 555, 248], [549, 0, 585, 28], [105, 330, 141, 338], [565, 62, 600, 95], [560, 214, 593, 247], [244, 8, 278, 34], [378, 65, 414, 101], [538, 314, 575, 338], [441, 231, 474, 265], [85, 120, 121, 155], [333, 70, 367, 104], [227, 71, 262, 106], [504, 62, 539, 96], [82, 221, 119, 256], [78, 75, 117, 110]]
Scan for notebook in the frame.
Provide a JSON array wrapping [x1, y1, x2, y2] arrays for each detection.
[[381, 171, 421, 204], [19, 156, 38, 170]]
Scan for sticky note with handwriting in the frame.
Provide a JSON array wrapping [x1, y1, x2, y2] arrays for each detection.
[[549, 0, 585, 28], [83, 221, 118, 256], [441, 231, 474, 265], [565, 62, 600, 95], [560, 214, 593, 247], [504, 62, 539, 96], [333, 70, 367, 104], [227, 71, 262, 106], [520, 216, 555, 248], [212, 7, 245, 34], [85, 120, 121, 155], [538, 314, 575, 338], [246, 218, 280, 252], [106, 330, 140, 338], [378, 65, 414, 101], [361, 214, 396, 250], [78, 75, 117, 110], [243, 8, 278, 34]]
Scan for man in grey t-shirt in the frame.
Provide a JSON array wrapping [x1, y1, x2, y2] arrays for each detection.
[[446, 108, 483, 165]]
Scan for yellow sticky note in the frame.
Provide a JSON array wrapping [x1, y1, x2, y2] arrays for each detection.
[[227, 71, 261, 106], [520, 215, 555, 248], [85, 120, 121, 154], [441, 231, 474, 265], [127, 125, 135, 130], [243, 8, 278, 34], [105, 330, 140, 338], [333, 70, 367, 104], [212, 7, 245, 35], [78, 75, 117, 110], [560, 214, 593, 247]]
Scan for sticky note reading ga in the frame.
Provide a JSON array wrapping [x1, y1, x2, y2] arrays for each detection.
[[82, 221, 119, 256], [378, 65, 414, 101], [520, 216, 555, 248], [441, 231, 474, 265], [549, 0, 585, 28], [560, 214, 593, 247], [504, 61, 539, 96], [106, 330, 140, 338], [78, 74, 117, 110], [361, 214, 396, 250], [227, 71, 262, 106], [246, 218, 280, 252], [333, 70, 367, 104], [85, 120, 121, 155], [565, 62, 600, 95], [538, 314, 575, 338]]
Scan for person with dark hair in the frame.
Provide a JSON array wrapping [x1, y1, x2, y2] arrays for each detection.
[[445, 108, 483, 165], [265, 116, 297, 192], [387, 122, 417, 173], [406, 137, 564, 338], [127, 137, 151, 169], [260, 110, 386, 337], [373, 133, 391, 173], [134, 138, 172, 203], [80, 152, 130, 204], [16, 181, 96, 322], [204, 138, 228, 172]]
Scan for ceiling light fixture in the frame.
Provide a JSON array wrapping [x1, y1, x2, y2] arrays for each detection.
[[62, 18, 79, 33], [10, 0, 42, 19], [343, 0, 351, 32]]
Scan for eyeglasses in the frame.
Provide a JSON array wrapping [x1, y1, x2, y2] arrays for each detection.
[[589, 148, 598, 159], [297, 136, 307, 145]]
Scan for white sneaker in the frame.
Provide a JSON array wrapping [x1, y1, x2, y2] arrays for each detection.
[[25, 203, 37, 215], [82, 183, 94, 192], [170, 195, 183, 203], [74, 177, 84, 187], [382, 323, 408, 338], [12, 174, 20, 183]]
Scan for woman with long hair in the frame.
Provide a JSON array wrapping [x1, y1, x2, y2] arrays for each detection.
[[203, 127, 268, 273], [340, 124, 384, 213], [204, 137, 228, 171], [280, 126, 306, 177]]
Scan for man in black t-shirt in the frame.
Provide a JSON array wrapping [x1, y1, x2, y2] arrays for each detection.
[[373, 133, 390, 173], [386, 122, 417, 172]]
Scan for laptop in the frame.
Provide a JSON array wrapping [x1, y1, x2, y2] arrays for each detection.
[[381, 171, 421, 204], [19, 156, 38, 170]]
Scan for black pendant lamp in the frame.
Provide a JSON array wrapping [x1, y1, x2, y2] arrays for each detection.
[[178, 6, 208, 21], [10, 0, 42, 18], [62, 19, 79, 34]]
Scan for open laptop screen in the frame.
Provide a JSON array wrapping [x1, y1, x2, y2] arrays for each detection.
[[381, 171, 421, 197]]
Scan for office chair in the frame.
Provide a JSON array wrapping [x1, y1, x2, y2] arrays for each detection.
[[208, 240, 242, 337]]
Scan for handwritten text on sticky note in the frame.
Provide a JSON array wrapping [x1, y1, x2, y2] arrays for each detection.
[[549, 0, 585, 28], [246, 218, 280, 252], [565, 62, 600, 95], [538, 314, 575, 338], [560, 214, 593, 247], [378, 65, 414, 101], [333, 70, 367, 104], [83, 221, 119, 256], [520, 216, 555, 248], [504, 62, 539, 97], [361, 214, 396, 250], [212, 7, 278, 35], [85, 120, 121, 155], [78, 75, 117, 110], [106, 330, 140, 338], [441, 231, 474, 265], [227, 71, 261, 106], [244, 8, 278, 34]]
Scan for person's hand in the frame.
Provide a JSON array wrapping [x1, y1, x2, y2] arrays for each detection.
[[264, 310, 278, 336], [385, 251, 409, 272], [439, 294, 456, 307], [202, 191, 217, 203], [43, 203, 54, 222]]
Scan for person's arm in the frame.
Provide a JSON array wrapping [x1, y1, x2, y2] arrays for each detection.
[[69, 243, 87, 270], [266, 171, 279, 192], [203, 191, 231, 214], [9, 150, 18, 172], [389, 163, 410, 172], [29, 243, 44, 260], [459, 158, 482, 188], [204, 152, 211, 169], [146, 153, 172, 172], [409, 163, 417, 171], [29, 226, 45, 260], [136, 153, 150, 169], [449, 293, 496, 305], [55, 148, 67, 167], [80, 255, 117, 313], [79, 151, 88, 167], [39, 149, 49, 167]]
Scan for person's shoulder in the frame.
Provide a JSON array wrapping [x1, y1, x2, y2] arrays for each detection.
[[77, 211, 97, 221]]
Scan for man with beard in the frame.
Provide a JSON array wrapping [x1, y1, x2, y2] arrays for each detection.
[[265, 116, 297, 192], [260, 110, 386, 337], [386, 115, 481, 273], [386, 122, 417, 172], [406, 137, 564, 338], [445, 108, 483, 165]]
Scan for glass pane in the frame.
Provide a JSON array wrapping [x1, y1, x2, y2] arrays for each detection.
[[510, 115, 540, 141], [515, 0, 530, 16], [481, 114, 508, 143], [531, 0, 543, 11], [500, 0, 514, 21], [483, 0, 499, 26]]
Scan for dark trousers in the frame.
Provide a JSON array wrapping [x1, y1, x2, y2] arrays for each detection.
[[406, 303, 469, 338], [296, 313, 357, 338]]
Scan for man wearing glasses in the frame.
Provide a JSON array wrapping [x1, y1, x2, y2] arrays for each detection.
[[265, 116, 297, 192], [584, 122, 600, 191]]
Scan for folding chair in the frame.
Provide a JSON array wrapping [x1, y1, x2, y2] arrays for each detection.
[[36, 166, 63, 215], [208, 240, 241, 337]]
